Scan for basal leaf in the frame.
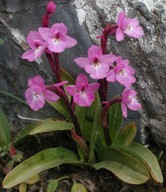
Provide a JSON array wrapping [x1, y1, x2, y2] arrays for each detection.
[[3, 147, 79, 188], [116, 143, 163, 183], [14, 119, 73, 144], [14, 121, 42, 144], [95, 146, 150, 184], [0, 107, 10, 147], [109, 102, 123, 144], [115, 122, 137, 145], [29, 119, 73, 135]]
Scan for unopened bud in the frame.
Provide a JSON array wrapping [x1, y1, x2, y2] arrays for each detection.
[[47, 1, 56, 14]]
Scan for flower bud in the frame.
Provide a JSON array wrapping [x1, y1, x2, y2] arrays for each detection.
[[46, 1, 56, 14]]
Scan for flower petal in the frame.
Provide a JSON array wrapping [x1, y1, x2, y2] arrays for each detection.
[[116, 28, 125, 41], [74, 57, 90, 68], [44, 90, 59, 102]]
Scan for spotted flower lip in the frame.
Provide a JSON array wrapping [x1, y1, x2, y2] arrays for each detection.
[[66, 74, 100, 107], [22, 31, 47, 62], [115, 11, 144, 42], [121, 88, 142, 118], [25, 75, 65, 111], [74, 45, 117, 80], [38, 23, 77, 53], [106, 56, 136, 87]]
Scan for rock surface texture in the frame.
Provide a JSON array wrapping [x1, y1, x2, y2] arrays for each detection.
[[0, 0, 165, 149]]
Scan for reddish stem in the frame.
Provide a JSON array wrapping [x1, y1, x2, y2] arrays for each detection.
[[102, 98, 122, 128], [98, 24, 118, 103], [47, 86, 82, 136]]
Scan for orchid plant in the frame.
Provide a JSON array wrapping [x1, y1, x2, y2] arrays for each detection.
[[2, 1, 163, 189]]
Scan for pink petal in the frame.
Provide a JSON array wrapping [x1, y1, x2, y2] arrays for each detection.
[[28, 76, 45, 89], [75, 93, 92, 107], [38, 27, 52, 41], [44, 90, 59, 102], [22, 50, 36, 62], [52, 81, 68, 87], [106, 69, 116, 82], [51, 23, 67, 35], [29, 96, 45, 111], [121, 103, 127, 118], [116, 28, 125, 41], [74, 57, 90, 68], [66, 85, 77, 95], [25, 88, 45, 111], [27, 31, 43, 49], [34, 45, 45, 59], [47, 38, 66, 53], [127, 98, 142, 111], [85, 64, 109, 79], [117, 12, 126, 26], [128, 18, 139, 26], [116, 73, 136, 87], [75, 74, 88, 87], [88, 45, 102, 60], [64, 35, 77, 48], [101, 54, 117, 65], [87, 83, 100, 93]]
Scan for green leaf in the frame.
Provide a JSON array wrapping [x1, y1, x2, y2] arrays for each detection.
[[95, 146, 150, 184], [76, 95, 106, 147], [71, 183, 88, 192], [19, 183, 27, 192], [47, 176, 69, 192], [48, 99, 71, 120], [47, 180, 59, 192], [14, 119, 73, 143], [0, 107, 10, 147], [14, 121, 42, 143], [0, 38, 4, 45], [115, 122, 137, 145], [61, 68, 75, 85], [29, 119, 73, 135], [3, 147, 79, 188], [109, 102, 123, 144], [88, 95, 104, 163], [116, 143, 163, 183]]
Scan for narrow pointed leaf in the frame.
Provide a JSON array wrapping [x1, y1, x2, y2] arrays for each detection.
[[95, 146, 150, 184], [115, 122, 137, 145], [3, 147, 79, 188], [114, 143, 163, 183], [109, 102, 123, 144], [76, 95, 106, 146], [0, 107, 10, 147], [88, 95, 103, 163]]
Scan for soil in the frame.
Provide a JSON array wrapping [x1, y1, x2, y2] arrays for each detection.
[[1, 132, 166, 192]]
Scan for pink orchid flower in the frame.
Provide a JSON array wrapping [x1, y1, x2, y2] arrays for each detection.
[[107, 57, 136, 87], [66, 74, 100, 107], [25, 75, 65, 111], [38, 23, 77, 53], [74, 45, 117, 79], [121, 88, 142, 118], [22, 31, 47, 62], [116, 11, 144, 41]]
